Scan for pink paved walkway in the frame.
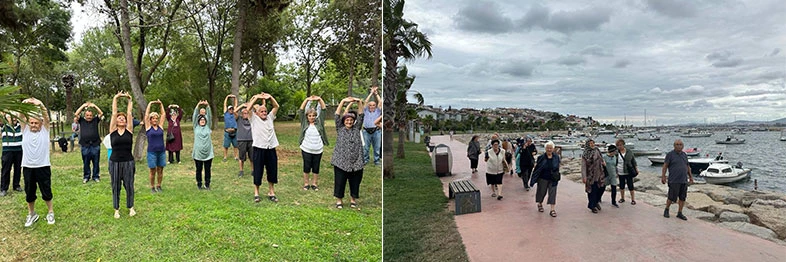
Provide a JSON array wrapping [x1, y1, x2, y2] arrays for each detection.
[[431, 135, 786, 262]]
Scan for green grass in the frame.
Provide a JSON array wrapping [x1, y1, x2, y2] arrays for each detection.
[[0, 121, 381, 261], [383, 138, 468, 262]]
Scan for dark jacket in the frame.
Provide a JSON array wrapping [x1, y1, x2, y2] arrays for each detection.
[[530, 153, 561, 186], [467, 140, 481, 160], [620, 149, 637, 175]]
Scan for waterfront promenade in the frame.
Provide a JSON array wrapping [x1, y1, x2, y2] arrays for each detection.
[[430, 135, 786, 262]]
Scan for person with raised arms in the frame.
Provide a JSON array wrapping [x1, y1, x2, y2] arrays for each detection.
[[245, 93, 281, 203], [108, 91, 136, 219]]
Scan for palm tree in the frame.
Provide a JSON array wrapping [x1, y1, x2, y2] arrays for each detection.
[[383, 0, 432, 179]]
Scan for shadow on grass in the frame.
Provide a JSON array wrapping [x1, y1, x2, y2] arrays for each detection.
[[383, 138, 468, 261], [0, 121, 381, 261]]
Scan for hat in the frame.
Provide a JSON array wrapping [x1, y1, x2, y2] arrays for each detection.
[[607, 144, 617, 152], [228, 105, 234, 110]]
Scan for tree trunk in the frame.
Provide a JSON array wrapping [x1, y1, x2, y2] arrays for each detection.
[[382, 49, 398, 179], [396, 122, 406, 158], [230, 0, 248, 98], [347, 52, 355, 96], [117, 0, 148, 161], [371, 26, 381, 87]]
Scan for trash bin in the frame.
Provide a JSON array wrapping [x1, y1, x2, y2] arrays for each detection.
[[432, 144, 452, 177]]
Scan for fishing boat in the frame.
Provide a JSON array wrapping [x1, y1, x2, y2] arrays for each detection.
[[715, 135, 745, 144], [689, 158, 729, 174], [684, 147, 700, 157], [632, 148, 662, 156], [699, 163, 751, 185], [681, 130, 713, 138]]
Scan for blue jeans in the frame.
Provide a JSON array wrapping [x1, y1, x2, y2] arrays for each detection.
[[81, 145, 101, 180], [362, 129, 381, 165]]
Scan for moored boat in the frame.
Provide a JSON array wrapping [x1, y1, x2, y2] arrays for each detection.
[[689, 158, 729, 174], [715, 135, 745, 144], [700, 163, 751, 185], [632, 148, 662, 156]]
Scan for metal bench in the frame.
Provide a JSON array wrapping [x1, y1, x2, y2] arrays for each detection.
[[449, 180, 481, 215]]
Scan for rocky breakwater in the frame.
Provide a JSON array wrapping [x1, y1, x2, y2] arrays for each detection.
[[558, 157, 786, 245]]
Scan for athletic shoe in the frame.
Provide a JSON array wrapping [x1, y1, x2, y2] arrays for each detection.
[[151, 188, 157, 194], [156, 186, 162, 192], [13, 187, 22, 192], [0, 190, 6, 197], [46, 212, 55, 225], [93, 178, 100, 183], [676, 213, 687, 221], [129, 208, 136, 217], [24, 213, 39, 227], [204, 186, 211, 190], [83, 179, 88, 184], [238, 170, 244, 177]]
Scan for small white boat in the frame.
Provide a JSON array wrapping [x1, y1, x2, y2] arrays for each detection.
[[637, 134, 661, 141], [615, 133, 636, 138], [716, 136, 745, 144], [632, 148, 662, 156], [689, 158, 729, 174], [681, 132, 712, 138], [780, 130, 786, 141], [648, 155, 665, 165], [684, 147, 700, 157], [700, 163, 751, 185]]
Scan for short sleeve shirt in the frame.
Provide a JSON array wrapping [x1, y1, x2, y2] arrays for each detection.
[[363, 108, 382, 128], [224, 112, 237, 129], [21, 125, 50, 168], [250, 111, 279, 149], [665, 150, 690, 184]]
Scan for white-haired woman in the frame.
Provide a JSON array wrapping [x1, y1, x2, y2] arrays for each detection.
[[145, 100, 167, 193], [298, 95, 328, 191], [485, 139, 507, 200], [530, 141, 561, 217]]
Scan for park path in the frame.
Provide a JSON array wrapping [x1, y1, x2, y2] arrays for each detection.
[[430, 135, 785, 262]]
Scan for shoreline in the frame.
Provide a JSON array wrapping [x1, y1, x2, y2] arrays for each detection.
[[448, 133, 786, 245]]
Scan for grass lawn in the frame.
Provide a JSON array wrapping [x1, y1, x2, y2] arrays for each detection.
[[0, 121, 381, 261], [383, 137, 468, 261]]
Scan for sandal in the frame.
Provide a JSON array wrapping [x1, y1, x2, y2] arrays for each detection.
[[336, 203, 343, 209], [497, 195, 503, 200], [311, 185, 319, 191], [350, 202, 358, 208], [303, 185, 310, 191], [538, 204, 544, 212], [491, 193, 497, 198], [550, 210, 557, 217], [619, 199, 625, 203], [268, 195, 278, 203], [631, 200, 636, 205], [254, 196, 261, 202]]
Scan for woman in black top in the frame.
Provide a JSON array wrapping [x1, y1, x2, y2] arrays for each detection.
[[109, 91, 136, 219], [467, 135, 481, 173]]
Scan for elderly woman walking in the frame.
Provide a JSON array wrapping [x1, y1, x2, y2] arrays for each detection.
[[484, 139, 507, 200], [582, 139, 606, 213], [530, 141, 561, 217], [603, 144, 620, 208], [467, 135, 481, 173]]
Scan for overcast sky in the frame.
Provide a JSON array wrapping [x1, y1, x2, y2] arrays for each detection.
[[402, 0, 786, 126]]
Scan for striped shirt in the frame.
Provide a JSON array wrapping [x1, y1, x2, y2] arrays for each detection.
[[2, 124, 22, 152]]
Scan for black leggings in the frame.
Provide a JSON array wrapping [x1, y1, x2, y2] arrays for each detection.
[[195, 159, 212, 187], [469, 158, 478, 169], [334, 166, 363, 199], [587, 182, 603, 209], [168, 151, 181, 163]]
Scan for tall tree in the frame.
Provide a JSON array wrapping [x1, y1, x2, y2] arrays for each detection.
[[382, 0, 431, 178], [187, 0, 234, 128], [285, 0, 335, 97], [328, 0, 380, 96], [105, 0, 187, 159], [230, 0, 290, 98]]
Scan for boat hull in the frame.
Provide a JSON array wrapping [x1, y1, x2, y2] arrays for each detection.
[[703, 170, 751, 185], [715, 140, 745, 144]]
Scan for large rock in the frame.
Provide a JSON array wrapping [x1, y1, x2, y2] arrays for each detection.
[[719, 211, 750, 223], [747, 201, 786, 240], [708, 204, 745, 216], [718, 222, 780, 242], [686, 193, 719, 212], [681, 209, 717, 222], [750, 199, 786, 208]]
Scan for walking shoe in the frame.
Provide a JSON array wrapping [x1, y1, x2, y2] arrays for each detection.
[[198, 185, 204, 190], [151, 188, 157, 194], [93, 178, 100, 183], [663, 208, 670, 218], [13, 187, 22, 192], [129, 208, 136, 217], [83, 179, 88, 184], [114, 210, 120, 219], [596, 205, 602, 211], [204, 186, 211, 190], [223, 157, 227, 162], [24, 213, 39, 227], [46, 212, 55, 225], [612, 203, 619, 208], [0, 190, 6, 197], [156, 186, 162, 192], [676, 213, 687, 221], [238, 170, 244, 177]]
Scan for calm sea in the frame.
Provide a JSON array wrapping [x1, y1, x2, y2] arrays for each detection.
[[592, 132, 786, 194]]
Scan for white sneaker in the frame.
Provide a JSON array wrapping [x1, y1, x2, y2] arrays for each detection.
[[46, 212, 55, 224], [114, 210, 120, 219], [24, 213, 39, 227], [129, 208, 136, 217]]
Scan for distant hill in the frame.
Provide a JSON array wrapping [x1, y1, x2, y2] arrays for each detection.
[[772, 117, 786, 124], [726, 118, 786, 125]]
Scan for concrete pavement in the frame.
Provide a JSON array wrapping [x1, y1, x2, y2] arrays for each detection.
[[430, 135, 786, 262]]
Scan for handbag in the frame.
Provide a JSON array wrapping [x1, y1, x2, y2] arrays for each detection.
[[629, 167, 638, 177], [502, 160, 510, 174], [552, 169, 561, 182], [166, 132, 175, 143]]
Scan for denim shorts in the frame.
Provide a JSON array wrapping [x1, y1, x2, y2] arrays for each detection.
[[147, 151, 167, 168], [223, 132, 238, 148]]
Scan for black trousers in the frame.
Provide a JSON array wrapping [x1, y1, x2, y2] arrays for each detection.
[[587, 182, 603, 209], [168, 151, 181, 163], [333, 166, 363, 199], [519, 166, 533, 189], [1, 151, 22, 191], [469, 157, 478, 169], [195, 159, 212, 187]]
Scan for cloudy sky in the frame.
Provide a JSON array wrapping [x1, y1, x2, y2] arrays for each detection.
[[402, 0, 786, 126]]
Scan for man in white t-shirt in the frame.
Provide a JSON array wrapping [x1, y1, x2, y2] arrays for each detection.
[[19, 98, 55, 227], [244, 93, 280, 203]]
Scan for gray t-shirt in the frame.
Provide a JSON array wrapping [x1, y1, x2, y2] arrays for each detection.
[[236, 116, 252, 142], [664, 150, 689, 184], [22, 125, 50, 168]]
